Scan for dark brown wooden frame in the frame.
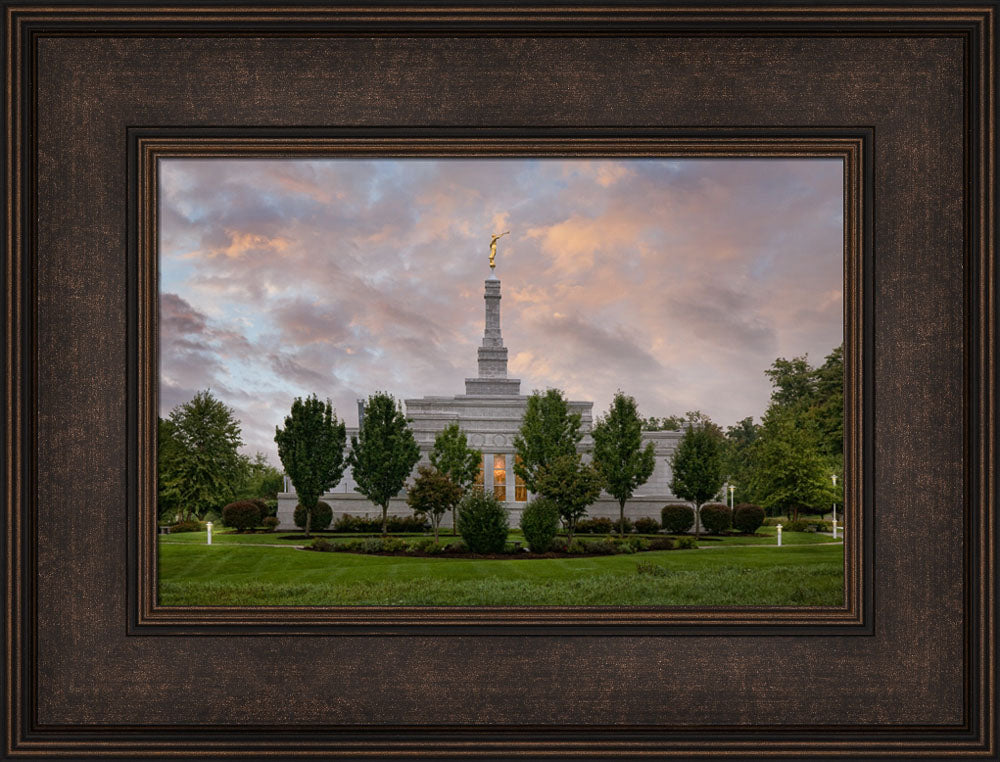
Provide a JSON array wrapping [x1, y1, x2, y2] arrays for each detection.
[[4, 3, 996, 759]]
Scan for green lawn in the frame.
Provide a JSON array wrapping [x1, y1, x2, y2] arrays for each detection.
[[158, 535, 844, 607]]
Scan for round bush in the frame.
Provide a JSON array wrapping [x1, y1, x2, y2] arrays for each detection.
[[634, 516, 660, 534], [222, 500, 262, 532], [293, 501, 333, 532], [261, 516, 280, 532], [519, 497, 560, 553], [457, 490, 509, 554], [661, 504, 695, 534], [732, 503, 765, 534], [699, 503, 732, 534]]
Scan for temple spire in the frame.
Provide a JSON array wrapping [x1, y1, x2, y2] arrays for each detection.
[[464, 268, 521, 396]]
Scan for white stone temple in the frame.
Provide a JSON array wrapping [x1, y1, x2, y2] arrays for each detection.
[[275, 267, 686, 530]]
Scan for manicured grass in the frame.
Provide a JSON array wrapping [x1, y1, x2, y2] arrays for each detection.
[[158, 539, 844, 606]]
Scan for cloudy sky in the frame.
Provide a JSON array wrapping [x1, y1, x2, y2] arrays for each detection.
[[159, 158, 843, 465]]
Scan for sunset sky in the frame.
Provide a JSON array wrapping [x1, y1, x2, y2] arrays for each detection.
[[159, 158, 843, 464]]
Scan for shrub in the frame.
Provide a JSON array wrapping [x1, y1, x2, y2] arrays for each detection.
[[699, 503, 732, 534], [386, 514, 431, 533], [261, 516, 280, 532], [648, 537, 675, 550], [310, 538, 332, 552], [222, 501, 262, 532], [293, 501, 333, 532], [576, 517, 615, 534], [381, 537, 409, 553], [262, 498, 278, 518], [582, 538, 619, 555], [732, 503, 765, 534], [629, 537, 650, 552], [635, 561, 668, 577], [456, 490, 509, 554], [168, 519, 202, 533], [520, 497, 561, 553], [634, 517, 660, 534], [334, 513, 383, 533], [407, 537, 438, 554], [614, 517, 634, 535], [675, 536, 697, 549], [661, 504, 695, 534], [566, 539, 587, 554], [444, 540, 468, 554], [783, 519, 814, 532]]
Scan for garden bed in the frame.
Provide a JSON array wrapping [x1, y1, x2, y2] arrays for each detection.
[[304, 535, 693, 558]]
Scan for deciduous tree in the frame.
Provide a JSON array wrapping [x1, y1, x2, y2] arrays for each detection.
[[429, 422, 483, 532], [669, 421, 725, 541], [513, 389, 583, 494], [274, 394, 347, 537], [407, 466, 463, 542], [349, 392, 421, 535], [161, 390, 244, 521], [591, 391, 656, 537], [534, 454, 603, 544], [748, 408, 830, 521]]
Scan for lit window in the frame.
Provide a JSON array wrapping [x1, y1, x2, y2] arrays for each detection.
[[473, 457, 484, 491], [493, 454, 507, 501], [514, 455, 527, 502]]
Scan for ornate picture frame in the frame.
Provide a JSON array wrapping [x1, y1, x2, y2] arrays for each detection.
[[4, 4, 995, 758]]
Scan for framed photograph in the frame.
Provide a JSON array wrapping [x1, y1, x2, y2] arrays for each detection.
[[4, 3, 995, 759]]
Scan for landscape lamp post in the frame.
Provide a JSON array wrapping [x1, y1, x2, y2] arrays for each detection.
[[728, 484, 735, 510], [206, 521, 212, 546]]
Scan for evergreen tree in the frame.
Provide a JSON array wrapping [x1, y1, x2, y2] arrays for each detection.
[[348, 392, 421, 535], [513, 389, 583, 494], [274, 395, 347, 537], [591, 391, 656, 537], [669, 421, 725, 541]]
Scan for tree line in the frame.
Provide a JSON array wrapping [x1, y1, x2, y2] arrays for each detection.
[[158, 343, 842, 536]]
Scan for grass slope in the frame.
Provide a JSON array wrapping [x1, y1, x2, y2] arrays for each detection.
[[159, 541, 844, 607]]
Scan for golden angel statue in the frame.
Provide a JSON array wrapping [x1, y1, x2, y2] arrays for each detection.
[[489, 231, 510, 269]]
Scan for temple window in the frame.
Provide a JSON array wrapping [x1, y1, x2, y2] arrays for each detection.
[[514, 455, 527, 502], [493, 454, 507, 501], [474, 457, 484, 491]]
